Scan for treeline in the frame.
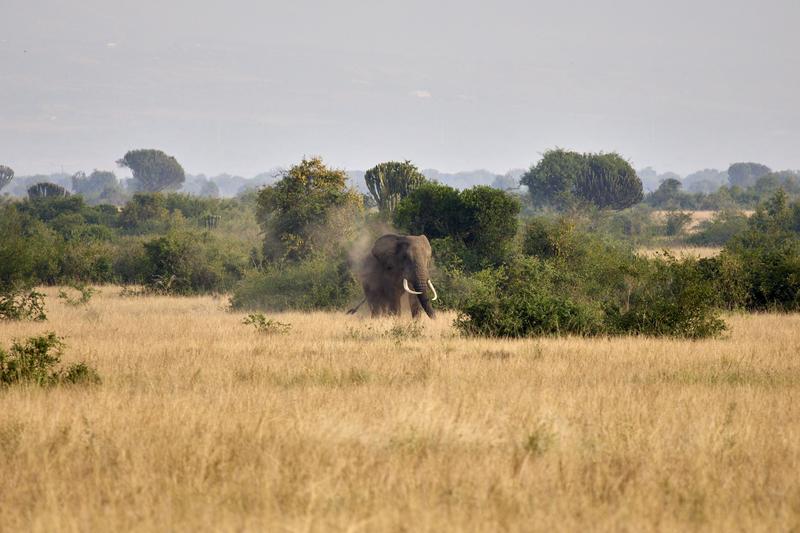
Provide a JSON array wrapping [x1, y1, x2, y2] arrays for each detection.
[[5, 150, 800, 339], [3, 150, 797, 212]]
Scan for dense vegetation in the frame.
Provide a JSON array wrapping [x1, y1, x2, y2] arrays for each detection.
[[4, 149, 800, 339]]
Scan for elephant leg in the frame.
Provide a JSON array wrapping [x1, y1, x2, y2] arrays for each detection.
[[364, 286, 382, 318], [409, 294, 422, 318]]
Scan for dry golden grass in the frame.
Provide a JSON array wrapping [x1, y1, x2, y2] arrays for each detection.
[[637, 246, 722, 259], [2, 288, 800, 532], [651, 210, 716, 233], [651, 210, 754, 233]]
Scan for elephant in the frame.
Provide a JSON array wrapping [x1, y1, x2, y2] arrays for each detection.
[[347, 234, 438, 318]]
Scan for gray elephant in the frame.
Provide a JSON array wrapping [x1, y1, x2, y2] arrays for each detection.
[[348, 234, 438, 318]]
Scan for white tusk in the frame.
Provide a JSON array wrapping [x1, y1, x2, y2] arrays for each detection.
[[403, 278, 422, 295], [428, 280, 438, 301]]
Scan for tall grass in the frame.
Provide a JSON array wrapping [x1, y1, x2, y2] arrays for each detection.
[[1, 288, 799, 531]]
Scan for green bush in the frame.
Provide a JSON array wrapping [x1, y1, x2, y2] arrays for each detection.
[[601, 205, 661, 243], [142, 229, 246, 295], [59, 240, 116, 283], [523, 217, 581, 259], [522, 215, 637, 304], [713, 192, 800, 311], [0, 205, 60, 286], [454, 259, 604, 338], [395, 183, 520, 270], [119, 193, 170, 233], [1, 192, 256, 292], [0, 288, 47, 321], [0, 333, 100, 387], [603, 254, 727, 338], [242, 313, 292, 335], [58, 284, 97, 307], [663, 211, 693, 236], [231, 254, 358, 311], [687, 210, 749, 246], [455, 234, 726, 339]]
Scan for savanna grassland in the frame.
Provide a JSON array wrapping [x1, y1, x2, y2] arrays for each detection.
[[2, 288, 800, 532]]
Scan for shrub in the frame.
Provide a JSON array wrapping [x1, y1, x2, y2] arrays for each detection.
[[456, 235, 725, 339], [242, 313, 291, 335], [523, 217, 580, 259], [603, 254, 727, 338], [18, 195, 85, 223], [119, 193, 169, 233], [112, 237, 150, 284], [142, 229, 246, 294], [598, 204, 661, 244], [0, 206, 60, 287], [231, 254, 359, 311], [687, 210, 749, 246], [717, 238, 800, 311], [0, 289, 46, 321], [256, 157, 364, 262], [454, 258, 604, 338], [713, 192, 800, 311], [0, 333, 100, 387], [663, 210, 693, 236], [58, 284, 97, 307], [395, 183, 520, 270]]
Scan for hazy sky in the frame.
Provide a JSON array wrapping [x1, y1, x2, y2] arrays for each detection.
[[1, 0, 798, 177]]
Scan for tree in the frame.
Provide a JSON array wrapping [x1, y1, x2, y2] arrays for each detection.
[[521, 149, 586, 209], [393, 182, 467, 240], [119, 193, 169, 231], [255, 157, 364, 262], [490, 172, 521, 191], [72, 170, 123, 204], [393, 183, 519, 269], [521, 149, 642, 210], [460, 186, 520, 265], [0, 165, 13, 193], [364, 160, 426, 216], [198, 179, 220, 198], [683, 168, 728, 194], [728, 162, 771, 189], [117, 149, 185, 193], [576, 153, 642, 209], [646, 178, 683, 208], [27, 182, 70, 199]]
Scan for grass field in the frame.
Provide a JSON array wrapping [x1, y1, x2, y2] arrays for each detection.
[[2, 288, 800, 532], [637, 246, 722, 259]]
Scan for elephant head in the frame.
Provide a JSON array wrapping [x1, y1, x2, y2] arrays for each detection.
[[371, 234, 437, 318]]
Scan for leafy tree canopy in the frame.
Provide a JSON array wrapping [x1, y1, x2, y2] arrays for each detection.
[[728, 162, 771, 189], [521, 149, 586, 209], [394, 182, 520, 269], [646, 178, 683, 208], [256, 157, 364, 262], [578, 153, 643, 209], [521, 149, 642, 210], [117, 149, 185, 193], [72, 170, 124, 204]]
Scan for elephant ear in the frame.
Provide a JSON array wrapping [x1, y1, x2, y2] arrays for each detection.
[[372, 234, 406, 269]]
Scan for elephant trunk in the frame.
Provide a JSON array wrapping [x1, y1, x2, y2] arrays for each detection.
[[412, 267, 436, 319]]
